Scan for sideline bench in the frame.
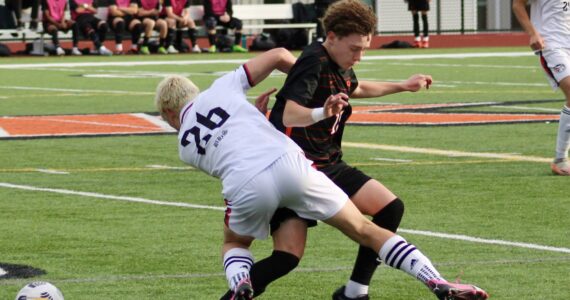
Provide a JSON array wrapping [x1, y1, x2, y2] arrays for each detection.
[[0, 3, 317, 51]]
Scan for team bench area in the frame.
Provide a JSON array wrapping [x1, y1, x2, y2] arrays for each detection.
[[0, 3, 317, 53]]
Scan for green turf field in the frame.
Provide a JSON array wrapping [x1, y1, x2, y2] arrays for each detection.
[[1, 47, 569, 299]]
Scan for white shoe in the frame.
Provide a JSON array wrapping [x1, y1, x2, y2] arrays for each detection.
[[98, 46, 113, 56], [56, 47, 65, 56], [71, 47, 82, 56], [166, 45, 179, 54], [192, 44, 201, 53]]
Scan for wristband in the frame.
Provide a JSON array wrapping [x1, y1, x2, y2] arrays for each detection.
[[310, 107, 326, 122]]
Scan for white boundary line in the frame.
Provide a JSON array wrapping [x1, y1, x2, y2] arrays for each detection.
[[344, 142, 552, 163], [1, 182, 569, 254], [0, 52, 534, 69]]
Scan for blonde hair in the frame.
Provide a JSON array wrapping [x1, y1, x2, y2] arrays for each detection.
[[154, 75, 200, 122], [323, 0, 376, 38]]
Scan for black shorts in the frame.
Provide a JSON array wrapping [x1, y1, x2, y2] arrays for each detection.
[[109, 15, 135, 28], [269, 160, 371, 234], [408, 0, 430, 11], [203, 15, 242, 30], [75, 14, 102, 36]]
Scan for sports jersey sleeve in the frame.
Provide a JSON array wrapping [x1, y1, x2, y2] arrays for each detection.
[[277, 55, 322, 107]]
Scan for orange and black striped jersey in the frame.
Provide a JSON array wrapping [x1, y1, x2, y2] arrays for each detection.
[[269, 42, 358, 168]]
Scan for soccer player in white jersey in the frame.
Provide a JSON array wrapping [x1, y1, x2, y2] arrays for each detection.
[[154, 48, 489, 300], [513, 0, 570, 175]]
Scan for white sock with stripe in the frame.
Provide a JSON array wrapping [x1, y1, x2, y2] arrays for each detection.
[[223, 248, 254, 291], [379, 235, 444, 285], [555, 105, 570, 160]]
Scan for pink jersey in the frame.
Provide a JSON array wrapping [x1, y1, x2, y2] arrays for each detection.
[[211, 0, 227, 16], [139, 0, 158, 11], [71, 0, 94, 19], [115, 0, 131, 8], [45, 0, 67, 22]]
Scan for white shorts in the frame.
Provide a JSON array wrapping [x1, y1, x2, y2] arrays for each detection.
[[539, 48, 570, 90], [224, 151, 348, 239]]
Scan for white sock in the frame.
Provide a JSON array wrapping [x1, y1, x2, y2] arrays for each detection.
[[223, 248, 254, 291], [423, 36, 429, 42], [555, 105, 570, 160], [344, 280, 369, 298], [379, 235, 444, 285]]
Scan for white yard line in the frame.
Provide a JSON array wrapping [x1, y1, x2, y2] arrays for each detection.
[[491, 105, 561, 112], [344, 142, 552, 163], [1, 181, 568, 254], [0, 182, 224, 211], [0, 85, 154, 95], [386, 62, 536, 69], [0, 52, 534, 69], [0, 127, 9, 137], [35, 169, 70, 175]]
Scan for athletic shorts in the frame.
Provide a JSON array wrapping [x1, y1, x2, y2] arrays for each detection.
[[408, 0, 430, 11], [75, 14, 101, 36], [224, 151, 348, 240], [539, 48, 570, 90], [270, 160, 371, 233]]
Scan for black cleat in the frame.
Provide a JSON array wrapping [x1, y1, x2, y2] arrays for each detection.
[[332, 286, 370, 300]]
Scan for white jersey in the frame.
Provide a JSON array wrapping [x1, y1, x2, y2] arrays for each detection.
[[178, 65, 302, 199], [529, 0, 570, 49]]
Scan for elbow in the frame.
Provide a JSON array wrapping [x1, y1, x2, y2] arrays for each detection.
[[282, 115, 295, 127]]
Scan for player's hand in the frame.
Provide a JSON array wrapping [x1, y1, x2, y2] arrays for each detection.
[[255, 88, 277, 115], [324, 93, 349, 117], [403, 74, 433, 92], [529, 33, 545, 51]]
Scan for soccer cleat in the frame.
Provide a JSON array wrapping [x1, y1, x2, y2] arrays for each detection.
[[427, 279, 489, 300], [551, 158, 570, 176], [422, 40, 430, 48], [332, 286, 369, 300], [232, 45, 248, 53], [208, 45, 217, 53], [71, 47, 82, 56], [157, 46, 168, 54], [55, 47, 65, 56], [166, 45, 179, 54], [139, 46, 150, 55], [230, 278, 254, 300], [98, 46, 113, 56], [413, 40, 421, 48], [192, 44, 202, 53]]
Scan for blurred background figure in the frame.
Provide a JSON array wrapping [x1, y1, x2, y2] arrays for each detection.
[[70, 0, 113, 55], [162, 0, 200, 53], [202, 0, 247, 53], [136, 0, 170, 54], [314, 0, 336, 42], [406, 0, 430, 48], [6, 0, 40, 30], [108, 0, 143, 54], [42, 0, 82, 55]]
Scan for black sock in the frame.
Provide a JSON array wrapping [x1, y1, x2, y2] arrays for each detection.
[[131, 23, 143, 45], [349, 198, 405, 285], [187, 28, 196, 46], [421, 14, 429, 37], [208, 33, 216, 46], [234, 32, 242, 45], [412, 13, 420, 38], [220, 250, 299, 299], [114, 21, 125, 44]]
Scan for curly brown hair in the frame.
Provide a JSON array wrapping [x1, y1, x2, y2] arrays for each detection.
[[322, 0, 377, 38]]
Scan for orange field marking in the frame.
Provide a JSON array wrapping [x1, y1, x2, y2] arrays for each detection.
[[0, 113, 174, 138], [0, 102, 561, 139]]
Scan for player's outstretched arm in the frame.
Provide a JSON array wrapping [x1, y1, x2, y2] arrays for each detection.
[[352, 74, 432, 98], [244, 48, 296, 86]]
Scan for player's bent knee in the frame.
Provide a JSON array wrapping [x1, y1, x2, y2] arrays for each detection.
[[372, 198, 404, 233]]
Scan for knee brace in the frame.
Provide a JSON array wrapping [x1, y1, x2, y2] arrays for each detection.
[[372, 198, 404, 233]]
